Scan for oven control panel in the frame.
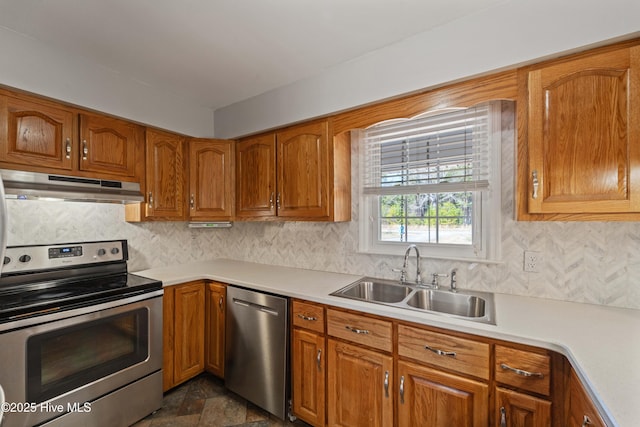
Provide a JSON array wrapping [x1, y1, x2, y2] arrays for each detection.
[[2, 240, 127, 274]]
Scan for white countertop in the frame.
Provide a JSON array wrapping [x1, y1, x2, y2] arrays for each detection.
[[135, 259, 640, 427]]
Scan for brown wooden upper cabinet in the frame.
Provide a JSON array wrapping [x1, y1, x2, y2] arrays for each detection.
[[0, 92, 144, 182], [145, 129, 186, 220], [518, 43, 640, 220], [188, 138, 234, 221], [0, 95, 76, 171], [236, 119, 350, 221], [79, 113, 142, 179]]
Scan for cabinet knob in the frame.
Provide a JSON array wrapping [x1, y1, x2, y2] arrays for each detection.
[[532, 170, 539, 199], [190, 194, 195, 209], [582, 415, 592, 426], [269, 192, 274, 209], [500, 406, 506, 427], [276, 193, 281, 209], [82, 140, 88, 160], [148, 192, 153, 207]]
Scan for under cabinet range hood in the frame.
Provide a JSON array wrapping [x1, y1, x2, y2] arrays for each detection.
[[0, 169, 144, 203]]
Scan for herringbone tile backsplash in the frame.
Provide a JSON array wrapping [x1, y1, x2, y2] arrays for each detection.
[[5, 102, 639, 310]]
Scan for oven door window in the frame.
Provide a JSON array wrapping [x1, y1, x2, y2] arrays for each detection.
[[26, 308, 149, 403]]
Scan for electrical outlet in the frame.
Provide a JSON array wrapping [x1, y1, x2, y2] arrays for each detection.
[[523, 251, 541, 273]]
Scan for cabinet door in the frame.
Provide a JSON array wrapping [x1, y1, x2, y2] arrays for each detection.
[[327, 339, 393, 427], [0, 95, 75, 170], [496, 387, 551, 427], [276, 121, 330, 218], [236, 133, 276, 218], [292, 328, 325, 427], [567, 369, 607, 427], [173, 282, 205, 385], [205, 281, 226, 378], [79, 113, 141, 178], [189, 139, 234, 220], [145, 129, 185, 219], [526, 46, 640, 214], [397, 360, 488, 427], [162, 285, 176, 391]]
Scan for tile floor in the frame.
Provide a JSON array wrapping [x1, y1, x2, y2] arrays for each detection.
[[132, 373, 310, 427]]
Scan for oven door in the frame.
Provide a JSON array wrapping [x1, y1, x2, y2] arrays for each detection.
[[0, 292, 162, 427]]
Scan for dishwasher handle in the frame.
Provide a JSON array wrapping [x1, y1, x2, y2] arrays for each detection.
[[232, 297, 280, 316]]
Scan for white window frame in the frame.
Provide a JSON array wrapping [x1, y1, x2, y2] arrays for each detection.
[[357, 102, 502, 262]]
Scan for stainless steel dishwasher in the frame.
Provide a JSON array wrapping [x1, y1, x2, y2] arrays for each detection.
[[225, 286, 290, 420]]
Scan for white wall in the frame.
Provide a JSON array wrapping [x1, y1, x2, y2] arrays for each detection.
[[0, 26, 215, 137], [214, 0, 640, 138]]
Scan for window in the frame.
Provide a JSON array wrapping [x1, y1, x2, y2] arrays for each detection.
[[358, 102, 502, 261]]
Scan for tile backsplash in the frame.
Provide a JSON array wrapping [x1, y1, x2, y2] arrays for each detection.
[[5, 102, 640, 310]]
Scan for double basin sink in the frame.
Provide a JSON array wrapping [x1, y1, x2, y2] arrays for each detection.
[[331, 277, 495, 324]]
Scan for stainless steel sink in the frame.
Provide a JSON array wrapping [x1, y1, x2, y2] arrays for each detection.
[[330, 277, 495, 324], [405, 289, 486, 318], [335, 279, 412, 303]]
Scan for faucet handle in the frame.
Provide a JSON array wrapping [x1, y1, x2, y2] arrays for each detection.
[[431, 273, 448, 289], [392, 268, 407, 283]]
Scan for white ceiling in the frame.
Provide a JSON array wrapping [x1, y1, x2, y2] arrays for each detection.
[[0, 0, 503, 111]]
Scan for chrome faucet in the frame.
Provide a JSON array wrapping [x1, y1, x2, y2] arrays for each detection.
[[403, 244, 422, 286]]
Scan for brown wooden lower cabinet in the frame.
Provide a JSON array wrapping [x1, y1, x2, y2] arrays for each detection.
[[292, 328, 325, 426], [398, 360, 489, 427], [290, 301, 609, 427], [172, 281, 205, 386], [205, 281, 226, 378], [327, 338, 394, 427], [163, 280, 224, 392], [567, 368, 607, 427], [496, 387, 551, 427]]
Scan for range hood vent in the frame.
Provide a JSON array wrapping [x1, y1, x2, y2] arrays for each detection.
[[1, 169, 144, 204]]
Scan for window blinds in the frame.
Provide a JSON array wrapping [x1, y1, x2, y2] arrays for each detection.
[[362, 104, 491, 195]]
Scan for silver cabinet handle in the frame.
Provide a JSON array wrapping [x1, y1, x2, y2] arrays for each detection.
[[384, 371, 389, 397], [317, 349, 322, 371], [82, 140, 88, 160], [219, 296, 224, 311], [582, 415, 592, 426], [148, 192, 153, 207], [297, 314, 317, 322], [500, 406, 506, 427], [345, 325, 369, 334], [65, 138, 71, 159], [532, 170, 539, 199], [269, 192, 274, 209], [500, 363, 544, 379], [425, 345, 457, 358], [190, 194, 195, 209], [276, 192, 281, 209], [399, 375, 405, 404]]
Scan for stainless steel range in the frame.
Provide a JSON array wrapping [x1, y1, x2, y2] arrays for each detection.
[[0, 240, 163, 427]]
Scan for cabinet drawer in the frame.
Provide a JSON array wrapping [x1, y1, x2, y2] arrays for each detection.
[[398, 324, 490, 379], [326, 309, 392, 352], [495, 345, 550, 396], [292, 300, 325, 333]]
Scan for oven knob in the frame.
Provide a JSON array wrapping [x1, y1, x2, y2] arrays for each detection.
[[111, 247, 120, 255], [3, 256, 10, 265], [19, 254, 31, 263], [97, 249, 106, 256]]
